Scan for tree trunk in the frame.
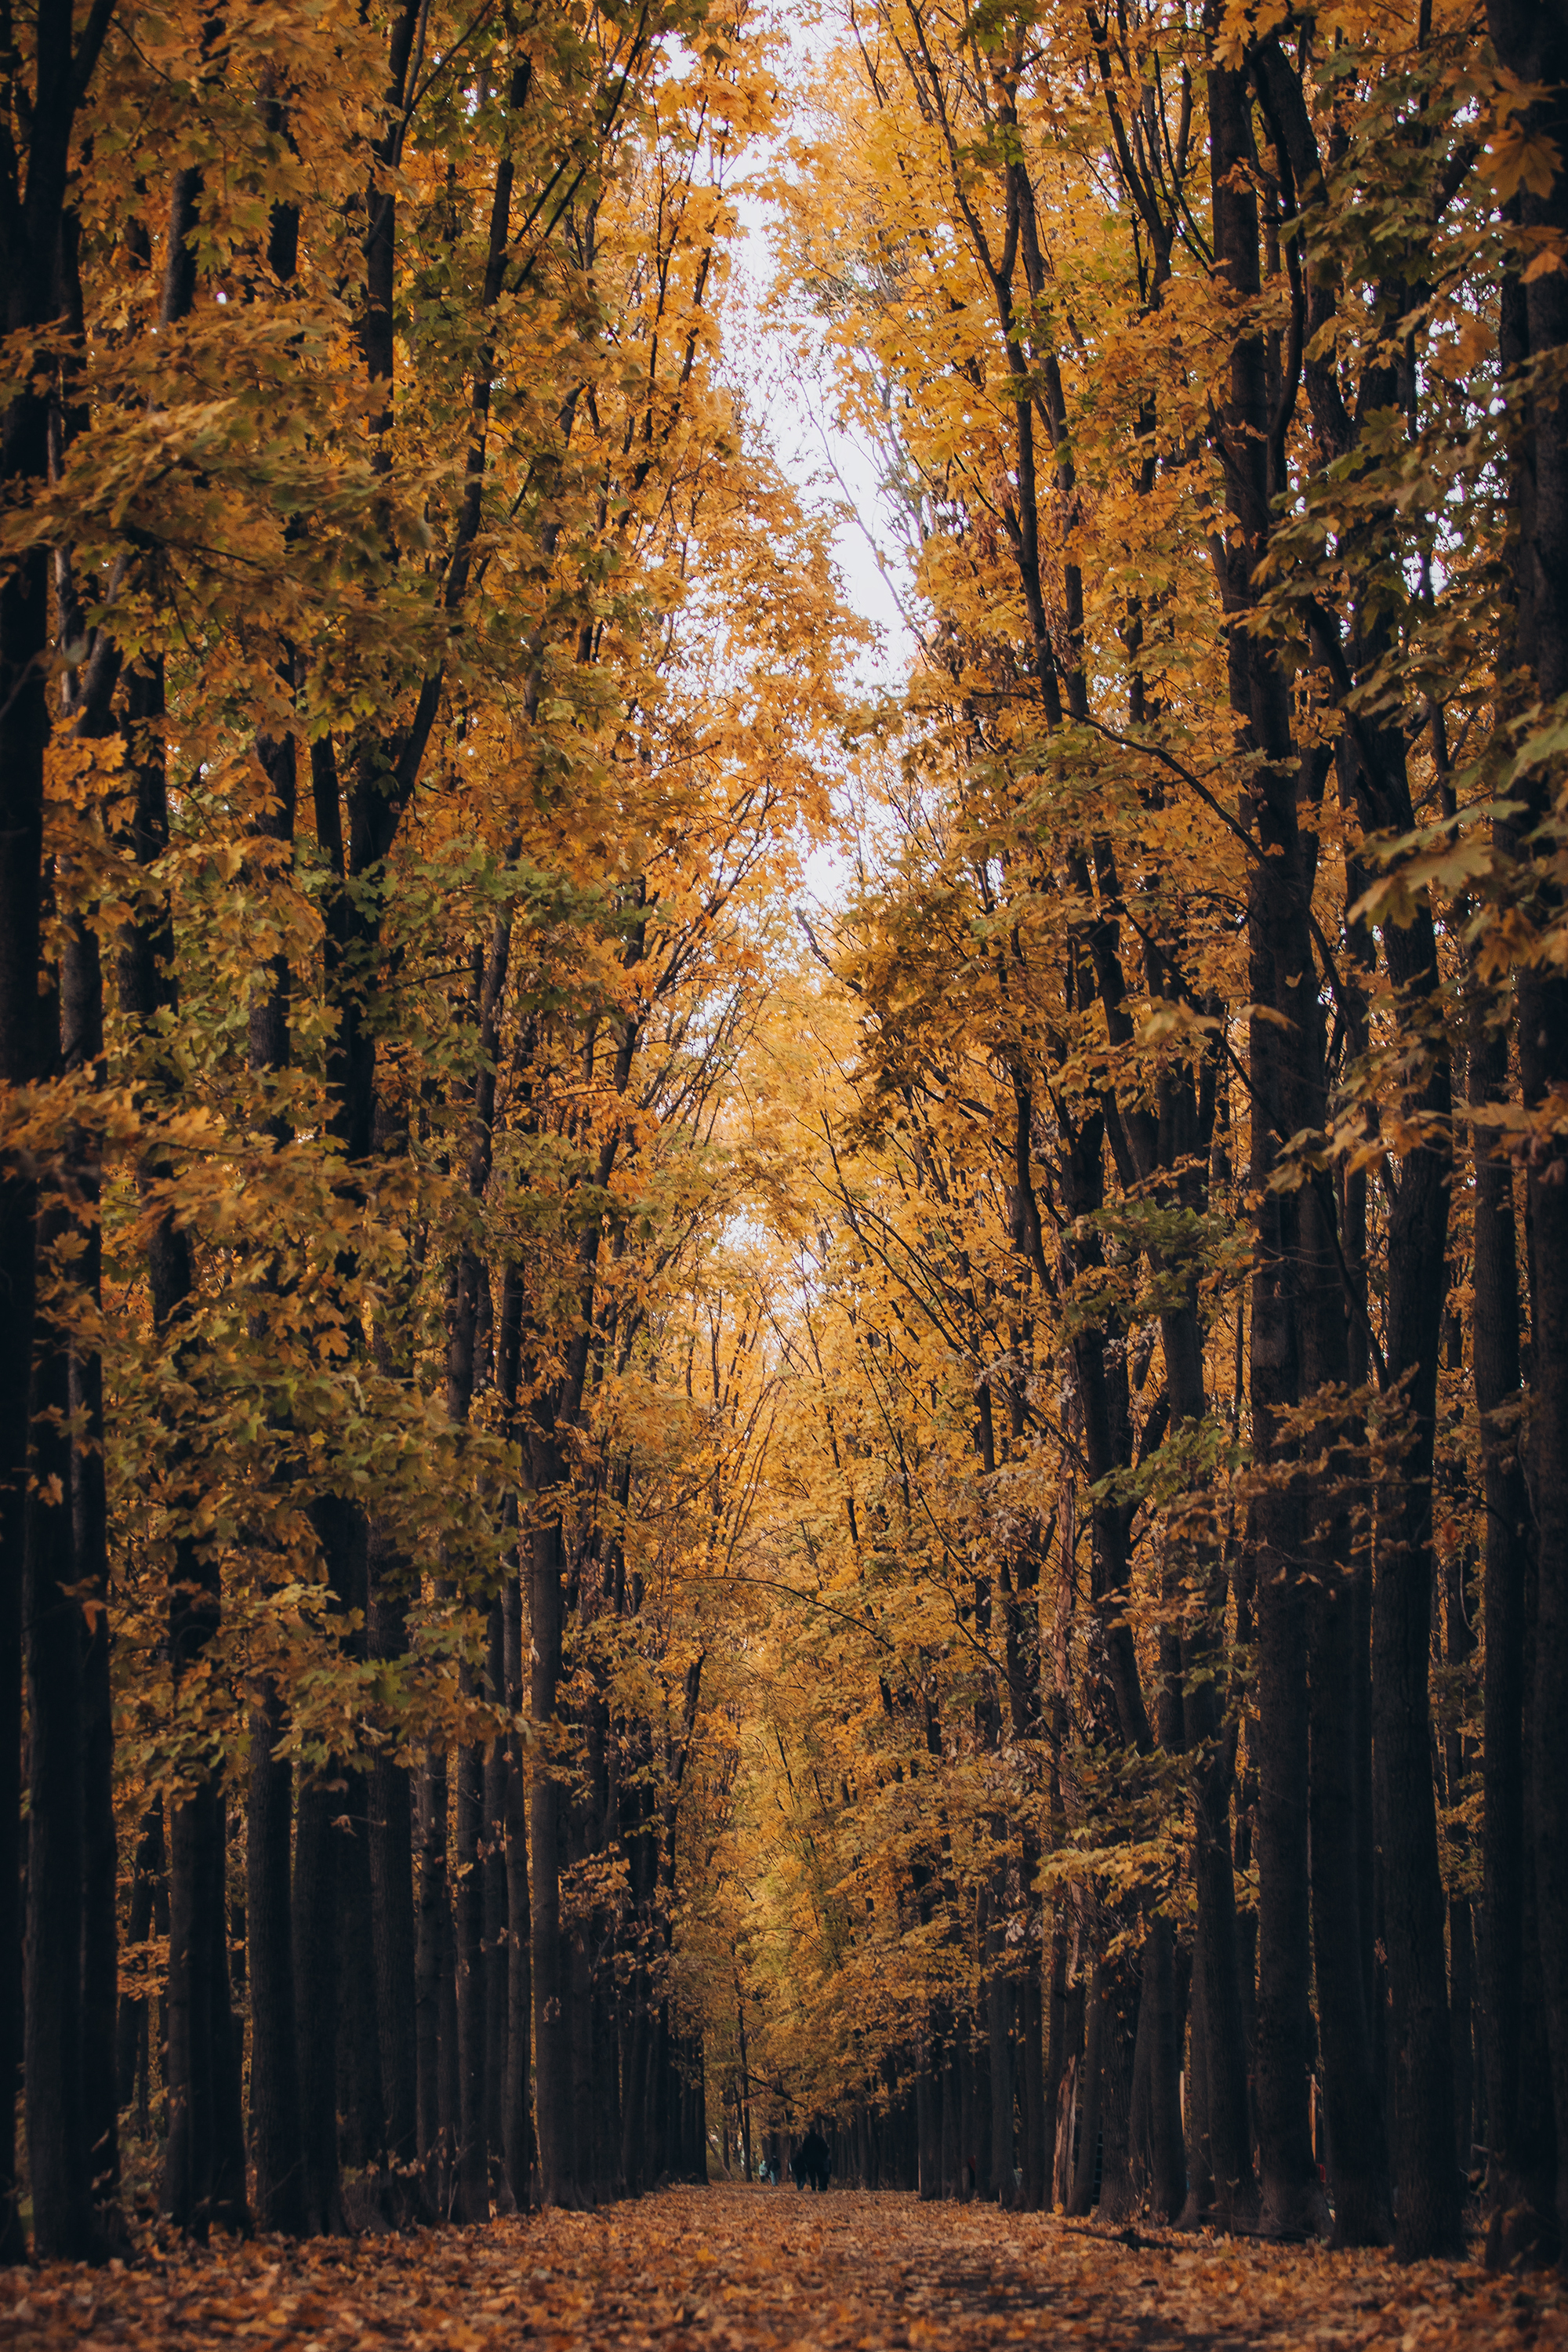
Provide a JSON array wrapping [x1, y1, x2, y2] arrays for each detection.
[[1207, 38, 1329, 2242], [368, 1534, 419, 2177], [164, 1782, 219, 2237], [1472, 986, 1540, 2234], [24, 1313, 91, 2259], [1186, 1713, 1255, 2224], [248, 1679, 304, 2233], [118, 1809, 164, 2115], [1370, 913, 1460, 2263], [484, 1690, 509, 2200], [210, 1798, 247, 2223], [1097, 1955, 1140, 2223], [0, 0, 105, 2254], [1182, 1955, 1214, 2222], [455, 1730, 489, 2220], [530, 1508, 572, 2203], [293, 1775, 343, 2236], [1482, 0, 1568, 2257], [67, 900, 116, 2223], [1021, 1967, 1047, 2211], [416, 1748, 453, 2205], [1142, 1915, 1185, 2221], [1309, 1538, 1394, 2244], [1068, 1963, 1105, 2217], [338, 1775, 385, 2169], [503, 1612, 534, 2205]]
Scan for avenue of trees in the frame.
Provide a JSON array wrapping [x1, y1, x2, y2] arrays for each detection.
[[3, 0, 1567, 2280]]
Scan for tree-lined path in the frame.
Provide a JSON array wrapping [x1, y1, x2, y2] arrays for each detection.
[[7, 2194, 1563, 2352], [5, 0, 1568, 2293]]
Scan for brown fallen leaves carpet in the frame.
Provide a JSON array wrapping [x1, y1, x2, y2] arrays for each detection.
[[4, 2190, 1562, 2352]]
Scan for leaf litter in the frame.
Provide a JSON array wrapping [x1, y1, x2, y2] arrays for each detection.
[[3, 2189, 1562, 2352]]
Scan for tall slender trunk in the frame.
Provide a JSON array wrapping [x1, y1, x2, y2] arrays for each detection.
[[1020, 1969, 1046, 2212], [368, 1533, 419, 2177], [502, 1555, 534, 2205], [292, 1760, 343, 2236], [987, 1972, 1014, 2202], [244, 691, 305, 2234], [1308, 1517, 1393, 2242], [1487, 0, 1568, 2261], [1444, 1536, 1478, 2177], [248, 1677, 304, 2232], [24, 1272, 91, 2259], [1183, 1956, 1214, 2220], [483, 1618, 510, 2198], [1299, 858, 1392, 2245], [1206, 42, 1327, 2241], [0, 0, 109, 2255], [455, 1730, 488, 2220], [1472, 978, 1541, 2237], [59, 880, 117, 2230], [416, 1753, 448, 2196], [1365, 877, 1459, 2260], [530, 1505, 572, 2202], [210, 1796, 246, 2220], [1183, 1620, 1255, 2225], [338, 1777, 385, 2166], [1067, 1961, 1105, 2216], [117, 1809, 164, 2119]]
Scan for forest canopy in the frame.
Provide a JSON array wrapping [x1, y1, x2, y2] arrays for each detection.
[[2, 0, 1567, 2282]]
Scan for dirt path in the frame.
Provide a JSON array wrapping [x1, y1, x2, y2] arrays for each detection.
[[5, 2187, 1562, 2352]]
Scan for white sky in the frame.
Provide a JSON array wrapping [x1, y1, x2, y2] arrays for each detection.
[[724, 14, 919, 690], [719, 16, 920, 909]]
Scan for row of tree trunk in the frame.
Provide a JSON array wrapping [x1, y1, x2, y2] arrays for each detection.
[[843, 0, 1568, 2267], [62, 1653, 711, 2241]]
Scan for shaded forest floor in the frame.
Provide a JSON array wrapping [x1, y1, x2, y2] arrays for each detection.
[[5, 2188, 1563, 2352]]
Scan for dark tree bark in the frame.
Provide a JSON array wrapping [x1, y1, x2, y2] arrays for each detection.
[[1096, 1955, 1141, 2224], [248, 1678, 304, 2233], [164, 1777, 221, 2236], [1044, 1924, 1069, 2209], [1020, 1970, 1046, 2212], [210, 1798, 246, 2221], [987, 1973, 1014, 2201], [60, 881, 117, 2227], [243, 673, 306, 2235], [416, 1748, 454, 2203], [1184, 1635, 1255, 2227], [1309, 1526, 1394, 2244], [116, 169, 234, 2243], [1472, 967, 1543, 2241], [368, 1533, 419, 2177], [293, 1749, 344, 2236], [455, 1729, 489, 2220], [1068, 1961, 1105, 2217], [1488, 0, 1568, 2264], [338, 1775, 385, 2169], [1142, 1917, 1185, 2223], [1443, 1537, 1478, 2178], [1204, 42, 1329, 2243], [117, 1808, 164, 2117], [1357, 726, 1461, 2269], [24, 1289, 91, 2259], [502, 1560, 535, 2205], [483, 1629, 510, 2199], [0, 0, 115, 2261], [530, 1504, 573, 2202], [1182, 1956, 1214, 2221]]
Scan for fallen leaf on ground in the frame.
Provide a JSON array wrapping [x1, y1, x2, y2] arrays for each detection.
[[4, 2190, 1560, 2352]]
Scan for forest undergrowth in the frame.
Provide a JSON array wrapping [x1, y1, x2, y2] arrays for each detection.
[[8, 2190, 1559, 2352]]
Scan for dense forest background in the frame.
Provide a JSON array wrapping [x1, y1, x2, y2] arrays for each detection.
[[3, 0, 1567, 2278]]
